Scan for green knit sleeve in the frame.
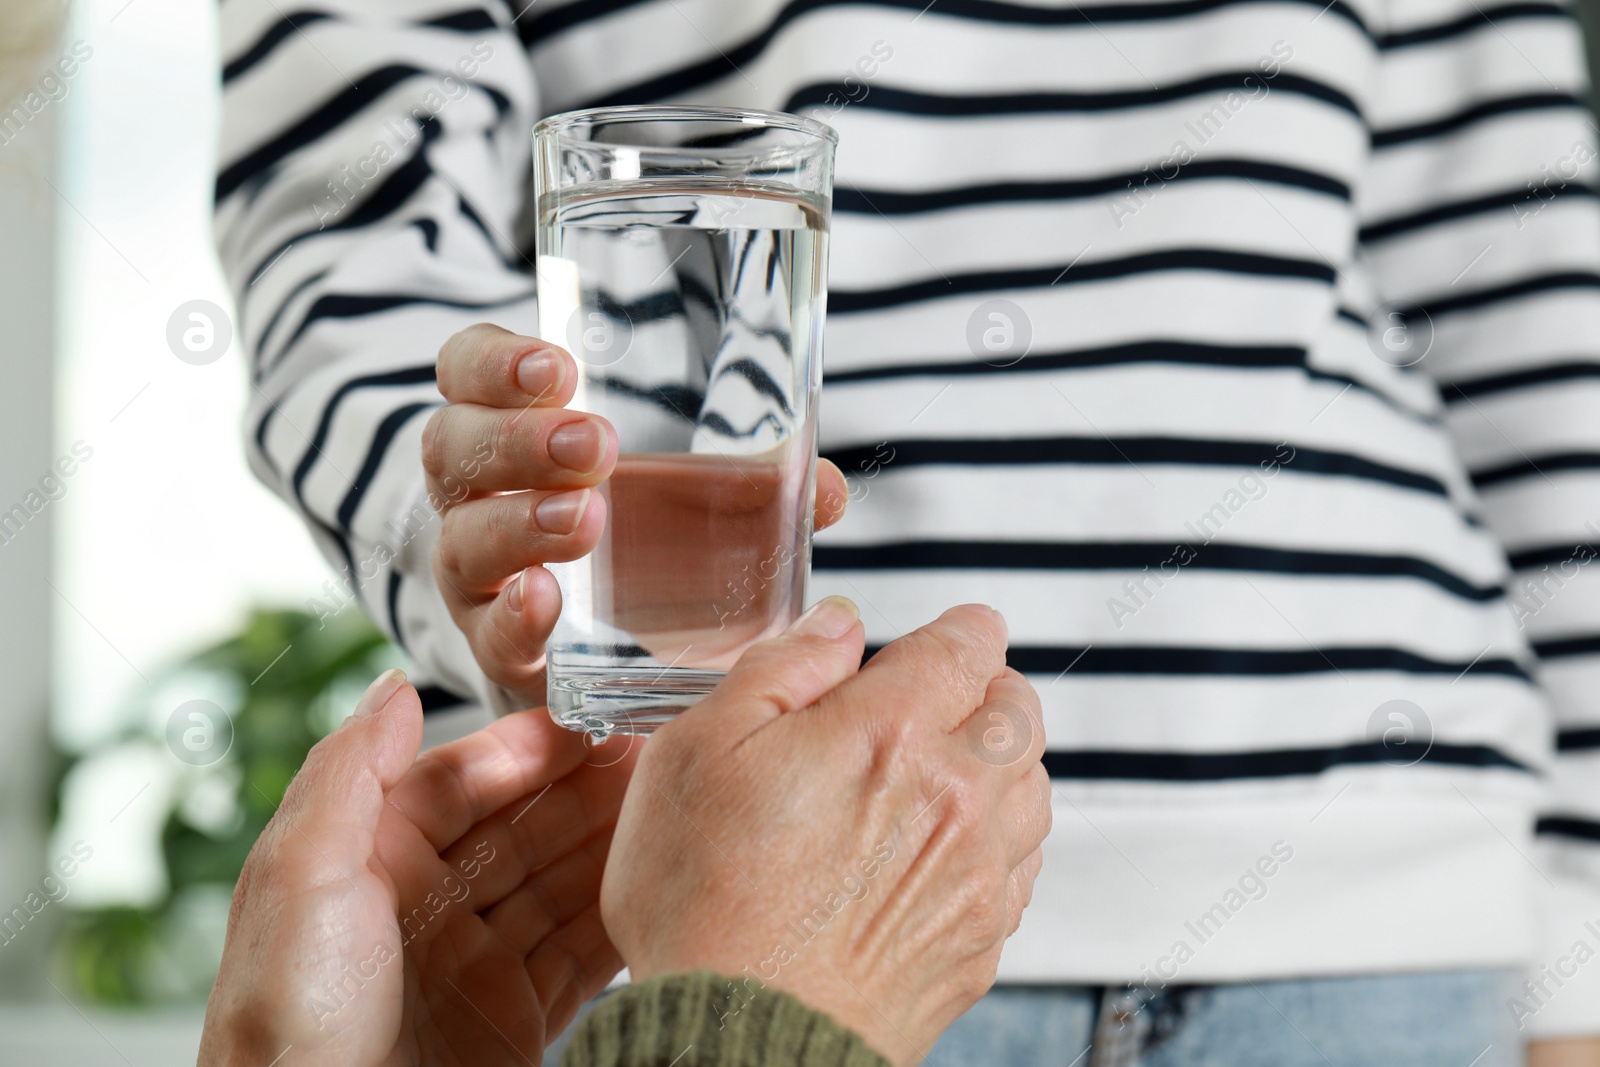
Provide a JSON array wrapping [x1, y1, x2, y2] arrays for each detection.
[[559, 970, 891, 1067]]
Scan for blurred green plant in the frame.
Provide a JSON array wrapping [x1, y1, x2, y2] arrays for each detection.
[[51, 607, 400, 1005]]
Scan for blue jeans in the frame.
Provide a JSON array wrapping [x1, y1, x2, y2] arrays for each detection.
[[931, 971, 1521, 1067], [546, 970, 1519, 1065]]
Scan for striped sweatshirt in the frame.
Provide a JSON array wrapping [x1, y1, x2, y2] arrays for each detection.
[[215, 0, 1600, 1036]]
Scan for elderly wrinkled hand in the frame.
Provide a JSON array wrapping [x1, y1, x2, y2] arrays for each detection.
[[198, 598, 1049, 1067], [604, 598, 1050, 1067], [198, 669, 637, 1065]]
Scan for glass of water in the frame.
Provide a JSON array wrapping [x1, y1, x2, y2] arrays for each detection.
[[535, 106, 836, 736]]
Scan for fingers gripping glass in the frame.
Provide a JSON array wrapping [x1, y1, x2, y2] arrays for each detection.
[[535, 106, 837, 737]]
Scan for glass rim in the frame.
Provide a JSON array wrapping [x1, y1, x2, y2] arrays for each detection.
[[534, 104, 839, 147]]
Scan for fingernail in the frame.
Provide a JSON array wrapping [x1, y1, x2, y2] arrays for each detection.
[[515, 350, 565, 398], [355, 668, 407, 718], [507, 568, 530, 614], [535, 488, 590, 535], [789, 595, 860, 639], [548, 420, 605, 472], [990, 606, 1009, 641]]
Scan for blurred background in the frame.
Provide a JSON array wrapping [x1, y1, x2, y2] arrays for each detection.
[[3, 0, 1600, 1061], [0, 0, 405, 1060]]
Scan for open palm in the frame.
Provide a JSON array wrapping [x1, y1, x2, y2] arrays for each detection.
[[381, 702, 636, 1064], [200, 672, 637, 1066]]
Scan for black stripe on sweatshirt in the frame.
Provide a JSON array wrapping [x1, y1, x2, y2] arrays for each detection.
[[416, 684, 469, 713], [779, 74, 1360, 122], [1442, 360, 1600, 402], [1534, 634, 1600, 659], [813, 540, 1504, 602], [254, 398, 286, 479], [251, 268, 328, 377], [222, 10, 333, 84], [1471, 451, 1600, 490], [1403, 271, 1600, 321], [562, 11, 1577, 126], [1371, 92, 1588, 148], [246, 116, 446, 289], [589, 31, 1364, 113], [1360, 183, 1598, 243], [305, 517, 361, 617], [1042, 741, 1530, 781], [387, 571, 408, 655], [821, 436, 1452, 499], [520, 0, 1370, 51], [822, 341, 1435, 428], [1556, 727, 1600, 751], [424, 9, 500, 31], [218, 66, 514, 208], [336, 401, 436, 531], [510, 0, 1564, 93], [521, 0, 1566, 51], [1506, 541, 1598, 570], [412, 217, 440, 252], [218, 65, 428, 201], [830, 249, 1335, 315], [287, 364, 438, 510], [827, 341, 1307, 382], [1536, 815, 1600, 842], [223, 8, 501, 85], [832, 159, 1350, 216], [1000, 643, 1530, 679], [279, 291, 529, 361], [1379, 0, 1571, 48]]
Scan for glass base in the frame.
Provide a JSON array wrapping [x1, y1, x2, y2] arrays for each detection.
[[548, 665, 727, 737]]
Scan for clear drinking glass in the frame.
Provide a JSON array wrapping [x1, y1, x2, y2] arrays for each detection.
[[535, 105, 836, 736]]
